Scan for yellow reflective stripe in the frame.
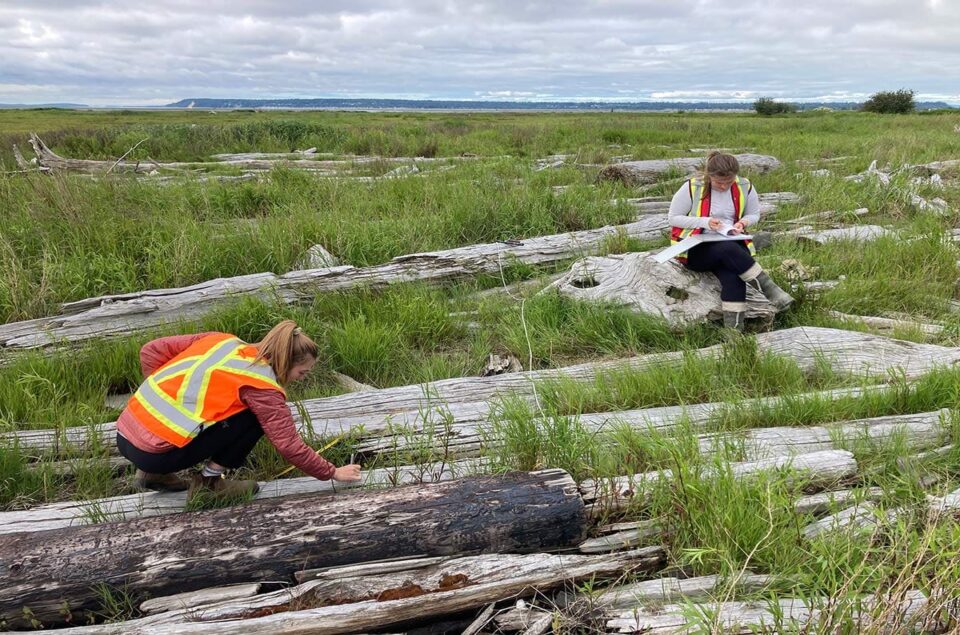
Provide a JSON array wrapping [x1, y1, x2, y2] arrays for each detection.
[[223, 365, 282, 387], [220, 358, 281, 386], [153, 355, 203, 382], [178, 338, 241, 413], [137, 379, 201, 439]]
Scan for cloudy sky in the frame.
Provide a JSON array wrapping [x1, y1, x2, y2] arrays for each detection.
[[2, 0, 959, 106]]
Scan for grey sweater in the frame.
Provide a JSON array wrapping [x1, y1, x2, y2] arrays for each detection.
[[668, 181, 761, 231]]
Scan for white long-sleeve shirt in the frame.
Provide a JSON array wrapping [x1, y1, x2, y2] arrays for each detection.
[[668, 181, 761, 231]]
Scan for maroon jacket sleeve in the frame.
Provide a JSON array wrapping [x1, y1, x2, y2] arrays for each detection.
[[240, 387, 337, 480], [139, 332, 215, 378]]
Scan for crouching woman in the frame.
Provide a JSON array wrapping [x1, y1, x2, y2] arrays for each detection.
[[116, 320, 361, 499]]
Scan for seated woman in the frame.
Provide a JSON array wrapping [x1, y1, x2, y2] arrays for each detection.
[[668, 151, 794, 331], [116, 320, 361, 499]]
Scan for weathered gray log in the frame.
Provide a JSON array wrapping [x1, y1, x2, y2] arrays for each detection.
[[0, 216, 669, 354], [5, 325, 932, 459], [0, 458, 482, 535], [139, 583, 261, 615], [498, 572, 776, 630], [615, 191, 798, 216], [898, 444, 955, 470], [581, 449, 858, 510], [545, 251, 779, 327], [0, 469, 586, 627], [805, 485, 960, 539], [10, 324, 956, 454], [26, 135, 473, 174], [598, 153, 782, 186], [794, 487, 885, 516], [827, 311, 944, 337], [784, 224, 898, 244], [606, 590, 928, 633], [709, 409, 952, 461], [48, 549, 663, 633], [578, 519, 664, 553]]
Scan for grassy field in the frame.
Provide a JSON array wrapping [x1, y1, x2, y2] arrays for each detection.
[[1, 108, 959, 630]]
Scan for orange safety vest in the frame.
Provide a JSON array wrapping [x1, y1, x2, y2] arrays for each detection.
[[128, 333, 285, 447], [669, 176, 756, 262]]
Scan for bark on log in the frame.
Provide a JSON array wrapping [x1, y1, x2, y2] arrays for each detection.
[[0, 469, 585, 627], [606, 590, 928, 633], [0, 458, 482, 535], [545, 251, 779, 327], [139, 583, 261, 615], [598, 154, 782, 186], [581, 449, 858, 510], [0, 216, 668, 354]]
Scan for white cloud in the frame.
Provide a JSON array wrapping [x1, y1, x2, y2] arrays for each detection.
[[0, 1, 958, 105]]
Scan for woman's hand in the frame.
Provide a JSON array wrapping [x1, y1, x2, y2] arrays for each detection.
[[708, 218, 722, 230], [333, 464, 362, 482], [730, 220, 746, 235]]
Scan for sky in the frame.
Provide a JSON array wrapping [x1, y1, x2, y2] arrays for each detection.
[[1, 0, 959, 106]]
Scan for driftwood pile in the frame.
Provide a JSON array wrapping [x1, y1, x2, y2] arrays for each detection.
[[1, 328, 959, 630]]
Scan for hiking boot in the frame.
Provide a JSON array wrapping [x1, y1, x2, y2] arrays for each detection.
[[133, 469, 190, 492], [750, 272, 794, 311], [188, 473, 260, 500], [721, 301, 747, 333]]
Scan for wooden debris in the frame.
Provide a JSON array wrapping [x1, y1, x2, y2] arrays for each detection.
[[598, 154, 782, 186], [794, 487, 885, 516], [578, 519, 664, 553], [0, 216, 669, 355], [545, 251, 779, 327], [606, 590, 928, 633], [898, 444, 955, 470], [140, 583, 262, 615], [784, 224, 897, 244], [0, 458, 482, 535], [0, 469, 586, 627], [481, 353, 523, 376], [581, 449, 858, 510], [827, 311, 945, 337]]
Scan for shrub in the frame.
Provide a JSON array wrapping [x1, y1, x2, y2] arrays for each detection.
[[861, 89, 915, 114], [753, 98, 797, 115]]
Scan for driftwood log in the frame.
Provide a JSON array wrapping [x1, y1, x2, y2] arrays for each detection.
[[24, 135, 472, 175], [545, 251, 778, 326], [0, 216, 669, 355], [54, 549, 664, 633], [0, 469, 585, 627], [606, 590, 928, 633], [6, 325, 956, 457], [580, 449, 858, 510], [598, 153, 782, 186], [0, 458, 482, 535], [803, 485, 960, 539]]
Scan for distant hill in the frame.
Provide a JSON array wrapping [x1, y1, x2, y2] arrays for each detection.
[[0, 103, 90, 109], [165, 98, 956, 112]]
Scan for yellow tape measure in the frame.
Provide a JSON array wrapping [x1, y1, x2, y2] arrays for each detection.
[[273, 435, 344, 479]]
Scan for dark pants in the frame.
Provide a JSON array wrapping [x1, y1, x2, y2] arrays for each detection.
[[117, 409, 265, 474], [684, 241, 756, 302]]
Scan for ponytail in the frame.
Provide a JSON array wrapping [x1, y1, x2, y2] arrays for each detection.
[[254, 320, 318, 385]]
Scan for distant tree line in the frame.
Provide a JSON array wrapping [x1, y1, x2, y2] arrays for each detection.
[[754, 89, 918, 115]]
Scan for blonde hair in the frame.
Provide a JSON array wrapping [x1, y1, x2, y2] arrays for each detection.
[[702, 151, 740, 181], [254, 320, 318, 385]]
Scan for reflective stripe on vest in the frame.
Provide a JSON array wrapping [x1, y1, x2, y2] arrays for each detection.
[[668, 176, 756, 260], [130, 334, 284, 447]]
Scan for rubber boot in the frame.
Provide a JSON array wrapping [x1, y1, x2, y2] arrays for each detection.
[[133, 469, 190, 492], [189, 473, 260, 501], [721, 301, 746, 333], [755, 272, 794, 310]]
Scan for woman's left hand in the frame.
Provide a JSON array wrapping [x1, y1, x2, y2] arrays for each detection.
[[731, 221, 746, 235]]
